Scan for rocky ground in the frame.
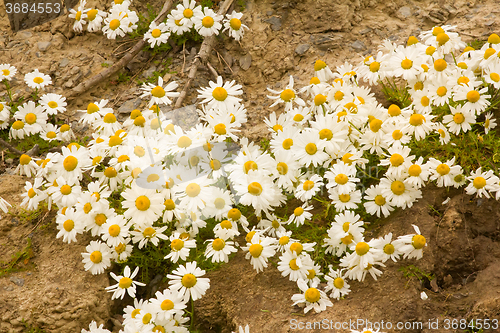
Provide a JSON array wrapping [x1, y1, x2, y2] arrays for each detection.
[[1, 0, 500, 332]]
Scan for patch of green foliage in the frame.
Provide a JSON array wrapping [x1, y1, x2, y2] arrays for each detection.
[[136, 58, 175, 86], [22, 319, 47, 333], [398, 264, 434, 288], [0, 237, 34, 277]]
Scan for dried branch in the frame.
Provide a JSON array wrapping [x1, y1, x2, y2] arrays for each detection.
[[174, 0, 235, 109], [0, 137, 23, 156], [67, 0, 174, 99]]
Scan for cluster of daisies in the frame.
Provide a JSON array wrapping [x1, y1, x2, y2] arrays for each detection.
[[69, 0, 248, 45], [3, 26, 500, 333], [0, 66, 74, 144]]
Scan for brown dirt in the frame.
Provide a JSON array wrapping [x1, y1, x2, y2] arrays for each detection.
[[1, 0, 500, 332]]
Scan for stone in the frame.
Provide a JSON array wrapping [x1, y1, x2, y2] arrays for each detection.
[[351, 40, 366, 52], [9, 276, 24, 287], [295, 43, 310, 55], [5, 158, 13, 164], [63, 80, 74, 89], [142, 65, 157, 79], [16, 30, 32, 39], [118, 98, 142, 114], [3, 285, 14, 291], [397, 6, 412, 20], [264, 16, 282, 31], [359, 28, 372, 34], [59, 58, 69, 68], [37, 41, 52, 52], [162, 73, 172, 83], [239, 54, 252, 71]]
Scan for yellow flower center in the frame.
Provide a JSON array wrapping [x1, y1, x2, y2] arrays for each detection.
[[390, 153, 404, 167], [151, 86, 166, 98], [490, 73, 500, 82], [408, 164, 422, 177], [119, 277, 132, 289], [314, 60, 327, 71], [401, 58, 413, 70], [210, 159, 221, 170], [282, 138, 293, 150], [63, 219, 74, 231], [392, 130, 403, 140], [412, 234, 426, 249], [183, 8, 193, 18], [202, 16, 214, 28], [335, 193, 349, 202], [280, 89, 295, 102], [369, 118, 382, 132], [484, 48, 496, 59], [27, 188, 36, 198], [95, 214, 106, 226], [108, 224, 121, 237], [142, 313, 152, 325], [87, 9, 98, 21], [436, 32, 449, 46], [289, 259, 300, 270], [186, 183, 201, 197], [433, 58, 447, 71], [436, 163, 450, 175], [289, 242, 303, 255], [109, 19, 120, 30], [244, 160, 258, 173], [175, 19, 182, 26], [276, 162, 288, 175], [213, 198, 225, 210], [12, 120, 24, 130], [228, 208, 241, 220], [33, 77, 44, 84], [466, 90, 480, 103], [135, 195, 151, 211], [307, 269, 316, 279], [212, 87, 228, 101], [212, 238, 225, 251], [25, 113, 37, 125], [229, 18, 241, 30], [369, 61, 380, 72], [386, 104, 400, 117], [214, 123, 226, 135], [432, 26, 445, 36], [314, 94, 327, 106], [374, 194, 386, 206], [319, 128, 333, 140], [390, 180, 405, 195], [436, 86, 447, 97], [60, 185, 72, 195], [90, 251, 102, 263], [83, 202, 92, 214], [409, 113, 424, 126], [310, 77, 320, 85], [334, 174, 348, 185], [453, 113, 465, 124], [272, 219, 280, 229], [305, 143, 317, 155], [221, 220, 232, 229], [131, 309, 141, 319], [304, 288, 321, 303], [302, 180, 315, 191], [294, 207, 304, 216], [2, 69, 10, 76], [104, 167, 117, 178], [333, 277, 344, 289], [334, 90, 344, 101], [249, 244, 263, 258], [248, 182, 263, 195], [151, 28, 162, 38], [161, 299, 174, 311], [473, 176, 486, 189], [355, 242, 370, 256], [63, 156, 78, 171], [19, 154, 31, 165], [279, 236, 289, 246], [143, 227, 156, 238], [115, 243, 126, 254], [103, 113, 116, 124], [177, 136, 192, 148], [87, 103, 99, 114], [171, 239, 184, 251]]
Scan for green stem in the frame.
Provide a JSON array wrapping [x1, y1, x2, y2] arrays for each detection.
[[190, 297, 195, 330], [355, 165, 380, 181], [3, 80, 14, 110]]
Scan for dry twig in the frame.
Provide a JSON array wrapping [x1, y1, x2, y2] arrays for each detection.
[[174, 0, 235, 109], [67, 0, 174, 99]]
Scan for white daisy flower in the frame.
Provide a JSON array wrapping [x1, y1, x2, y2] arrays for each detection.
[[242, 233, 277, 273], [81, 240, 112, 275], [277, 251, 313, 282], [130, 225, 168, 249], [122, 182, 165, 226], [427, 157, 462, 187], [14, 100, 47, 135], [465, 167, 500, 198], [192, 7, 223, 37], [295, 174, 324, 202], [106, 266, 146, 300], [371, 232, 402, 263], [223, 11, 248, 41], [453, 84, 491, 115], [15, 154, 38, 178], [167, 261, 211, 302], [204, 234, 238, 263], [140, 76, 180, 107], [287, 203, 313, 227], [20, 179, 47, 211], [68, 0, 89, 32], [165, 232, 197, 263], [102, 10, 130, 39], [39, 93, 67, 115], [363, 185, 394, 218], [443, 105, 475, 135], [144, 21, 171, 48], [379, 175, 422, 209], [149, 288, 187, 321], [324, 268, 350, 300], [111, 238, 133, 262], [291, 278, 332, 314], [24, 69, 52, 89], [101, 214, 130, 247], [484, 111, 497, 134], [392, 224, 427, 260], [197, 76, 243, 112], [267, 75, 305, 111], [0, 64, 17, 81], [87, 8, 107, 32]]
